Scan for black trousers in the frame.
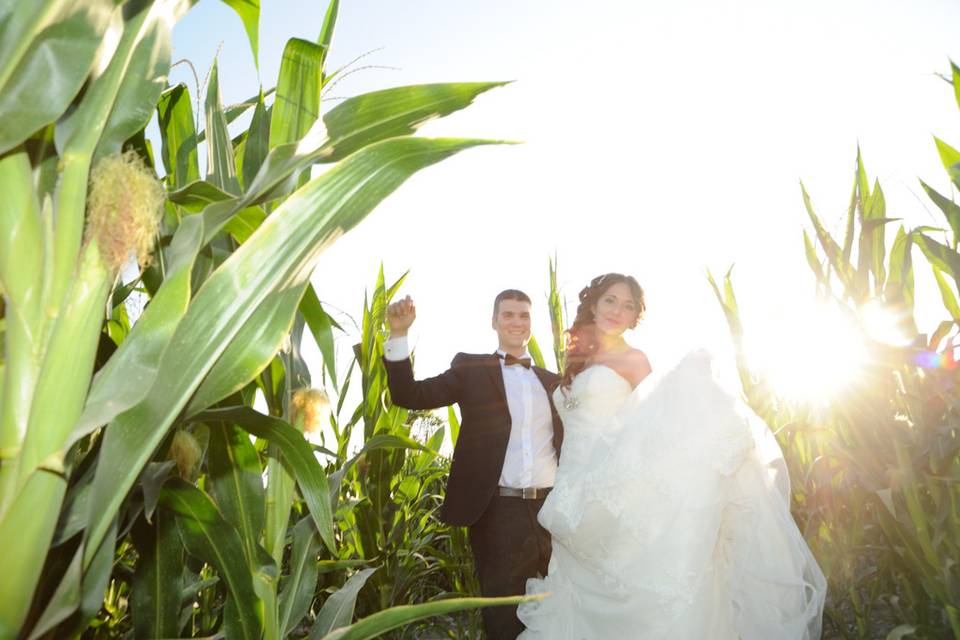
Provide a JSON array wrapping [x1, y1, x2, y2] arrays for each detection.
[[467, 494, 552, 640]]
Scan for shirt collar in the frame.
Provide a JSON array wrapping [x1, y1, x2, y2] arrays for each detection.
[[496, 349, 532, 360]]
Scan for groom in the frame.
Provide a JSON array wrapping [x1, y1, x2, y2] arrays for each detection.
[[383, 290, 563, 640]]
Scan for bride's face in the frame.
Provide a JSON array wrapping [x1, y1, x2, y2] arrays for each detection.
[[592, 282, 639, 337]]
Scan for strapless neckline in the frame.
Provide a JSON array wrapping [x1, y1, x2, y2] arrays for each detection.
[[577, 363, 633, 390]]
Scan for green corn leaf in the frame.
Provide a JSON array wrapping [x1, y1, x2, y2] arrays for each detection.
[[856, 146, 871, 217], [241, 90, 270, 189], [309, 567, 378, 639], [25, 124, 59, 201], [157, 83, 200, 189], [385, 271, 408, 305], [952, 60, 960, 112], [186, 281, 307, 415], [55, 0, 174, 159], [527, 335, 546, 369], [920, 179, 960, 243], [22, 544, 83, 640], [24, 517, 116, 640], [196, 86, 276, 143], [863, 180, 888, 294], [913, 232, 960, 282], [0, 0, 117, 154], [237, 82, 508, 217], [802, 229, 826, 284], [252, 541, 280, 640], [193, 406, 335, 553], [271, 38, 324, 151], [141, 461, 177, 525], [317, 0, 339, 68], [233, 127, 249, 184], [285, 315, 312, 391], [131, 512, 183, 640], [167, 179, 234, 212], [931, 266, 960, 322], [887, 227, 917, 334], [887, 227, 913, 291], [0, 471, 65, 636], [801, 181, 858, 298], [321, 82, 510, 164], [52, 468, 95, 545], [447, 406, 460, 448], [223, 206, 268, 244], [316, 595, 542, 640], [548, 254, 566, 373], [77, 517, 116, 630], [158, 479, 264, 640], [220, 0, 260, 68], [204, 60, 240, 195], [300, 285, 341, 390], [267, 36, 326, 200], [934, 136, 960, 193], [0, 151, 43, 461], [841, 156, 858, 263], [15, 239, 111, 484], [279, 517, 321, 637], [327, 433, 434, 507], [706, 267, 755, 394], [207, 423, 265, 566]]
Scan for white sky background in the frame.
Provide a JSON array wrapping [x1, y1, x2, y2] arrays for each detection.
[[169, 0, 960, 396]]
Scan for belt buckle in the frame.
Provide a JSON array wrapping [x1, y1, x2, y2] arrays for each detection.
[[522, 487, 536, 500]]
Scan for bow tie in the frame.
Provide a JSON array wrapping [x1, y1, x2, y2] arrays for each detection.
[[499, 353, 532, 369]]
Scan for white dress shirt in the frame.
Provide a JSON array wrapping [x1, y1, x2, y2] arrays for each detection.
[[383, 336, 557, 488]]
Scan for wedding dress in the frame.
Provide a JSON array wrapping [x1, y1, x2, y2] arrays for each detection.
[[517, 350, 826, 639]]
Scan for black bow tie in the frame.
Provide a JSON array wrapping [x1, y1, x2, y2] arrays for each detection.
[[500, 353, 532, 369]]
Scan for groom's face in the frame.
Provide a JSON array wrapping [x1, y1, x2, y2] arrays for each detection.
[[492, 299, 532, 352]]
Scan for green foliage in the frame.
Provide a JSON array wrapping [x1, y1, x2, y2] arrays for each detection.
[[0, 1, 515, 637]]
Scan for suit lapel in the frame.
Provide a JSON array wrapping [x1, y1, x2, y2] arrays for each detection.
[[485, 353, 507, 403], [531, 366, 557, 394], [532, 366, 564, 456]]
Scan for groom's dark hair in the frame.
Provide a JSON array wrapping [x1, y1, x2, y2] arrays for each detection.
[[492, 289, 532, 320]]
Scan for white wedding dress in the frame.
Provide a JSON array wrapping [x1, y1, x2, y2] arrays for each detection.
[[517, 350, 826, 639]]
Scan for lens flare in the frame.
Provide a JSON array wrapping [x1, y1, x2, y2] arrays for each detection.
[[861, 300, 913, 347], [744, 302, 867, 404]]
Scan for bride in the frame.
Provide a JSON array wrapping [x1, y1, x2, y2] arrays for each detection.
[[517, 273, 826, 639]]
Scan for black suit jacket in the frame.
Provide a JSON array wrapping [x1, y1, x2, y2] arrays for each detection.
[[383, 352, 563, 526]]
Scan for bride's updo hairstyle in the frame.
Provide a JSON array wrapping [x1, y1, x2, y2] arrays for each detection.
[[561, 273, 645, 388]]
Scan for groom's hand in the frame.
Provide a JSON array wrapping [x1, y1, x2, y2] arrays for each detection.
[[387, 295, 416, 337]]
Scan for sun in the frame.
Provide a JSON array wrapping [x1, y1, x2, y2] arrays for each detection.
[[742, 300, 907, 405]]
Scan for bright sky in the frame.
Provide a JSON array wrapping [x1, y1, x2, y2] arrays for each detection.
[[169, 0, 960, 393]]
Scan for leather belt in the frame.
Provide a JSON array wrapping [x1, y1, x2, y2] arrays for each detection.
[[498, 486, 552, 500]]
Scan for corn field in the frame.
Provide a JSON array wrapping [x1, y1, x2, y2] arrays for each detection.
[[706, 68, 960, 640], [3, 1, 960, 639], [0, 1, 524, 638]]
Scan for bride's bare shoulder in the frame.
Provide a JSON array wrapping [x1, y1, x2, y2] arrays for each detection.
[[622, 349, 652, 388]]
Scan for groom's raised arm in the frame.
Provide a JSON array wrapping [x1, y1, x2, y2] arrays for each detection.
[[382, 296, 463, 410]]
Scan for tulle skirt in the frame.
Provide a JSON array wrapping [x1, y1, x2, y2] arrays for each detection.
[[517, 351, 826, 639]]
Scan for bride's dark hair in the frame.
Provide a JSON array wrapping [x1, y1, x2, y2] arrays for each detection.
[[562, 273, 645, 388]]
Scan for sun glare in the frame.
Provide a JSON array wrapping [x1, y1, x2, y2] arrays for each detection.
[[861, 299, 914, 347], [744, 302, 869, 404]]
